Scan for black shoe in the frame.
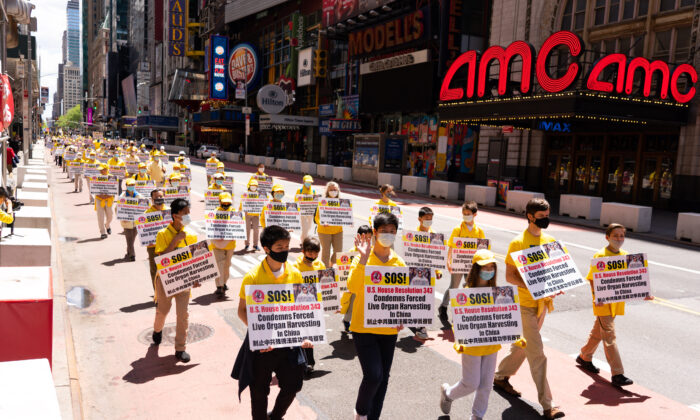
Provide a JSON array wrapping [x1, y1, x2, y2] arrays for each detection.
[[107, 227, 112, 234], [243, 245, 249, 251], [215, 286, 224, 297], [224, 284, 229, 291], [129, 255, 136, 262], [175, 351, 191, 363], [612, 374, 633, 386], [253, 246, 259, 251], [152, 330, 162, 345], [576, 355, 600, 374], [100, 233, 108, 239], [343, 320, 351, 333], [438, 306, 449, 323]]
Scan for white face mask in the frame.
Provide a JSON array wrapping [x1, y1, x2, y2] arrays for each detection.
[[609, 239, 624, 249], [258, 167, 265, 173], [181, 214, 191, 226], [249, 186, 258, 192], [422, 220, 433, 228], [463, 215, 474, 223], [328, 190, 339, 198], [376, 233, 396, 247], [171, 181, 180, 187], [274, 193, 284, 200]]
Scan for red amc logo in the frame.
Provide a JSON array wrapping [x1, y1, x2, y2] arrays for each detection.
[[252, 290, 265, 303], [160, 258, 170, 267], [518, 255, 528, 265], [440, 30, 697, 104], [370, 271, 382, 284], [456, 293, 468, 305], [596, 261, 606, 271]]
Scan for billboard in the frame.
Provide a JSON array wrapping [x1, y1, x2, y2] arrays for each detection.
[[323, 0, 395, 27], [168, 0, 185, 56], [40, 86, 48, 104], [209, 35, 229, 100]]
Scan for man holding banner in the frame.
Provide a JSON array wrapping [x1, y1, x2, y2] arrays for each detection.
[[117, 178, 145, 261], [93, 164, 116, 239], [145, 189, 167, 290], [576, 223, 654, 387], [493, 198, 566, 420], [152, 198, 201, 363], [210, 192, 239, 298]]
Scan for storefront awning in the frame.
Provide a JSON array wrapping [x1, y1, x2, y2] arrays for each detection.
[[259, 114, 318, 130], [438, 91, 690, 132], [136, 115, 180, 131]]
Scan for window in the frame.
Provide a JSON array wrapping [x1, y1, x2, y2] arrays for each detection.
[[609, 0, 620, 22], [638, 0, 649, 15], [653, 30, 672, 61], [659, 0, 675, 11], [575, 0, 586, 29], [595, 0, 606, 25], [674, 26, 691, 61], [562, 0, 573, 31], [561, 0, 586, 31]]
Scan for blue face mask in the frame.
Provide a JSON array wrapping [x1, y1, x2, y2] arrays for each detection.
[[216, 179, 223, 185], [479, 270, 495, 281], [304, 182, 311, 188], [127, 186, 135, 192]]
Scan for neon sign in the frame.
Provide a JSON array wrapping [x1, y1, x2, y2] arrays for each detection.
[[440, 30, 697, 104]]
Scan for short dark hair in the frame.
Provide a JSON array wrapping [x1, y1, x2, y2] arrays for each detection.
[[605, 223, 626, 236], [150, 188, 163, 198], [260, 225, 291, 249], [379, 184, 393, 194], [357, 224, 372, 235], [302, 236, 321, 252], [0, 186, 9, 199], [418, 207, 433, 218], [373, 212, 399, 230], [462, 201, 478, 214], [525, 198, 550, 216], [170, 198, 190, 216]]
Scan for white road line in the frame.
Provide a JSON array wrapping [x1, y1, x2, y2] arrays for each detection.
[[568, 353, 611, 374], [689, 403, 700, 412]]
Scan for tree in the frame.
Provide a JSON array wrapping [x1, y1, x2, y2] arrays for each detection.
[[57, 105, 82, 130]]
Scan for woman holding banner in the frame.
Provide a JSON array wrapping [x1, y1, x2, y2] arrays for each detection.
[[440, 249, 500, 420], [347, 212, 404, 420], [314, 182, 344, 268]]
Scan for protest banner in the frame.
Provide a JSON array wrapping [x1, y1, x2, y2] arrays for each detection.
[[450, 286, 523, 347], [253, 175, 273, 195], [241, 192, 266, 214], [205, 161, 218, 176], [262, 202, 302, 230], [300, 268, 340, 312], [589, 253, 651, 304], [137, 152, 149, 162], [295, 194, 321, 217], [83, 163, 101, 177], [450, 238, 491, 274], [67, 161, 84, 175], [401, 231, 448, 271], [156, 240, 219, 297], [363, 266, 434, 327], [159, 154, 169, 165], [134, 180, 156, 197], [336, 251, 359, 293], [89, 176, 119, 195], [318, 198, 355, 227], [223, 175, 234, 193], [164, 186, 190, 205], [182, 168, 192, 180], [53, 147, 64, 156], [370, 204, 403, 230], [510, 240, 585, 299], [125, 161, 139, 175], [205, 189, 224, 211], [109, 165, 127, 179], [205, 210, 246, 240], [245, 283, 327, 351], [134, 211, 173, 246], [115, 197, 150, 221], [64, 151, 77, 161]]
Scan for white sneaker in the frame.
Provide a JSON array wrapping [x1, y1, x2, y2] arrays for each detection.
[[440, 383, 453, 414], [415, 327, 429, 340], [354, 409, 367, 420]]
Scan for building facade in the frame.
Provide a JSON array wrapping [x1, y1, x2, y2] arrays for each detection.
[[66, 0, 80, 66], [63, 65, 82, 111]]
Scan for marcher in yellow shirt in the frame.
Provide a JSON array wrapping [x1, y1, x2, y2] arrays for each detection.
[[293, 236, 325, 375], [236, 225, 311, 420], [376, 184, 398, 206], [133, 163, 151, 181], [410, 206, 443, 341], [347, 212, 405, 420], [208, 172, 226, 189], [339, 225, 373, 333], [145, 189, 166, 290], [260, 184, 285, 228], [576, 223, 654, 387], [205, 151, 220, 185], [248, 162, 268, 186], [152, 198, 199, 363], [107, 150, 126, 195], [296, 175, 317, 241], [240, 179, 261, 251], [119, 178, 142, 261], [440, 249, 501, 418], [314, 181, 343, 267], [493, 198, 564, 420], [94, 164, 115, 239], [0, 188, 14, 225], [212, 192, 237, 298], [84, 151, 98, 204]]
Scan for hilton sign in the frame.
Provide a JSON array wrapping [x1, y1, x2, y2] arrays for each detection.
[[440, 31, 698, 104]]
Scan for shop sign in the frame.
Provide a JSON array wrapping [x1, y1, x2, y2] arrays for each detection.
[[260, 114, 318, 130], [328, 119, 361, 131], [323, 0, 394, 27], [348, 9, 425, 57], [298, 47, 315, 86], [168, 0, 185, 56], [209, 35, 228, 100], [256, 84, 287, 114], [319, 119, 331, 135], [537, 121, 571, 132], [360, 49, 430, 75], [228, 43, 260, 89], [319, 103, 335, 117], [440, 30, 698, 104]]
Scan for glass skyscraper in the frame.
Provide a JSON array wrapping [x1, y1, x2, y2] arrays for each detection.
[[66, 0, 80, 66]]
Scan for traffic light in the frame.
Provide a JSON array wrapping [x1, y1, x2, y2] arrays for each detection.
[[138, 106, 142, 114], [314, 49, 327, 78], [93, 100, 97, 111]]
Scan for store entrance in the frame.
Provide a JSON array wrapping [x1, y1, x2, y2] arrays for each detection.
[[545, 136, 571, 196]]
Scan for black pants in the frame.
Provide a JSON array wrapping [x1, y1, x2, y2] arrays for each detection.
[[303, 347, 315, 367], [353, 332, 398, 420], [250, 348, 305, 420]]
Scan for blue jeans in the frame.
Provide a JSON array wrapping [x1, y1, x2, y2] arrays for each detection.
[[353, 332, 398, 419]]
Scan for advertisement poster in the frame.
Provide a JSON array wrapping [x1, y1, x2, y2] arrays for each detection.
[[510, 241, 585, 299], [263, 202, 302, 230], [157, 240, 219, 297], [318, 198, 354, 227], [450, 286, 523, 347], [590, 253, 651, 304], [363, 266, 434, 327], [401, 231, 448, 271], [245, 283, 327, 351], [450, 238, 491, 274], [384, 137, 404, 172]]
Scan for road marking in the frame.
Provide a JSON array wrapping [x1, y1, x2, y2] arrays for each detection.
[[689, 403, 700, 412], [650, 298, 700, 316]]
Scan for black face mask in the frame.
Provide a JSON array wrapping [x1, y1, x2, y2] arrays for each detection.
[[533, 217, 550, 229], [221, 204, 231, 209], [268, 249, 288, 263], [304, 255, 315, 263], [153, 198, 165, 206]]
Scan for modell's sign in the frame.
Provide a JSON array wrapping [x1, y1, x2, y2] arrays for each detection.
[[349, 9, 425, 57], [440, 31, 698, 104]]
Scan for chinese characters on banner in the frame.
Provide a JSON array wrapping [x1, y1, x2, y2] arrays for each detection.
[[363, 266, 434, 328], [450, 286, 523, 347], [590, 253, 651, 304], [509, 241, 585, 299], [156, 240, 219, 297]]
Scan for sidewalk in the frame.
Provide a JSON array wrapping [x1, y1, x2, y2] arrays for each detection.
[[189, 156, 697, 248]]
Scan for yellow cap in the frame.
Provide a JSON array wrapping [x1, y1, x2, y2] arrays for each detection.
[[125, 178, 136, 186], [272, 184, 284, 193], [99, 163, 108, 170], [138, 162, 147, 169], [472, 249, 497, 266], [219, 192, 233, 204], [169, 173, 182, 180], [176, 156, 185, 162], [140, 144, 146, 148], [303, 175, 313, 183], [217, 162, 225, 168], [248, 179, 259, 187]]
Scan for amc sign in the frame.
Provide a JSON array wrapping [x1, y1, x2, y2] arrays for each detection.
[[440, 31, 698, 104]]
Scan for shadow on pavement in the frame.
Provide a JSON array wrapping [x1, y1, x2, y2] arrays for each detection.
[[102, 257, 129, 267], [396, 335, 422, 354], [122, 345, 199, 384], [191, 292, 230, 306], [578, 370, 650, 406], [321, 332, 356, 361], [305, 369, 331, 380], [75, 202, 94, 206], [437, 328, 455, 343], [493, 388, 543, 419], [77, 237, 104, 244], [120, 301, 155, 313]]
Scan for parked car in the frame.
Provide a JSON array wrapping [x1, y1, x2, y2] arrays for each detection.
[[140, 137, 156, 147], [196, 145, 222, 159]]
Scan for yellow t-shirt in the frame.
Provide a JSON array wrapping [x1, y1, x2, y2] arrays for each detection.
[[375, 199, 397, 206], [155, 224, 198, 255], [211, 206, 237, 250], [448, 222, 486, 247], [293, 255, 326, 273], [0, 209, 14, 224], [145, 205, 167, 248], [453, 284, 502, 357], [315, 201, 343, 235], [347, 248, 406, 335], [260, 199, 282, 228], [586, 247, 627, 317], [239, 259, 303, 299], [504, 229, 557, 308]]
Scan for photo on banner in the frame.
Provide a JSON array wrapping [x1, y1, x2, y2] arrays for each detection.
[[450, 286, 523, 347], [156, 240, 219, 297], [363, 266, 434, 328], [509, 240, 585, 299], [590, 253, 651, 304]]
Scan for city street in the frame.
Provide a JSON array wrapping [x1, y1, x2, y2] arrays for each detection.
[[48, 155, 700, 420]]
